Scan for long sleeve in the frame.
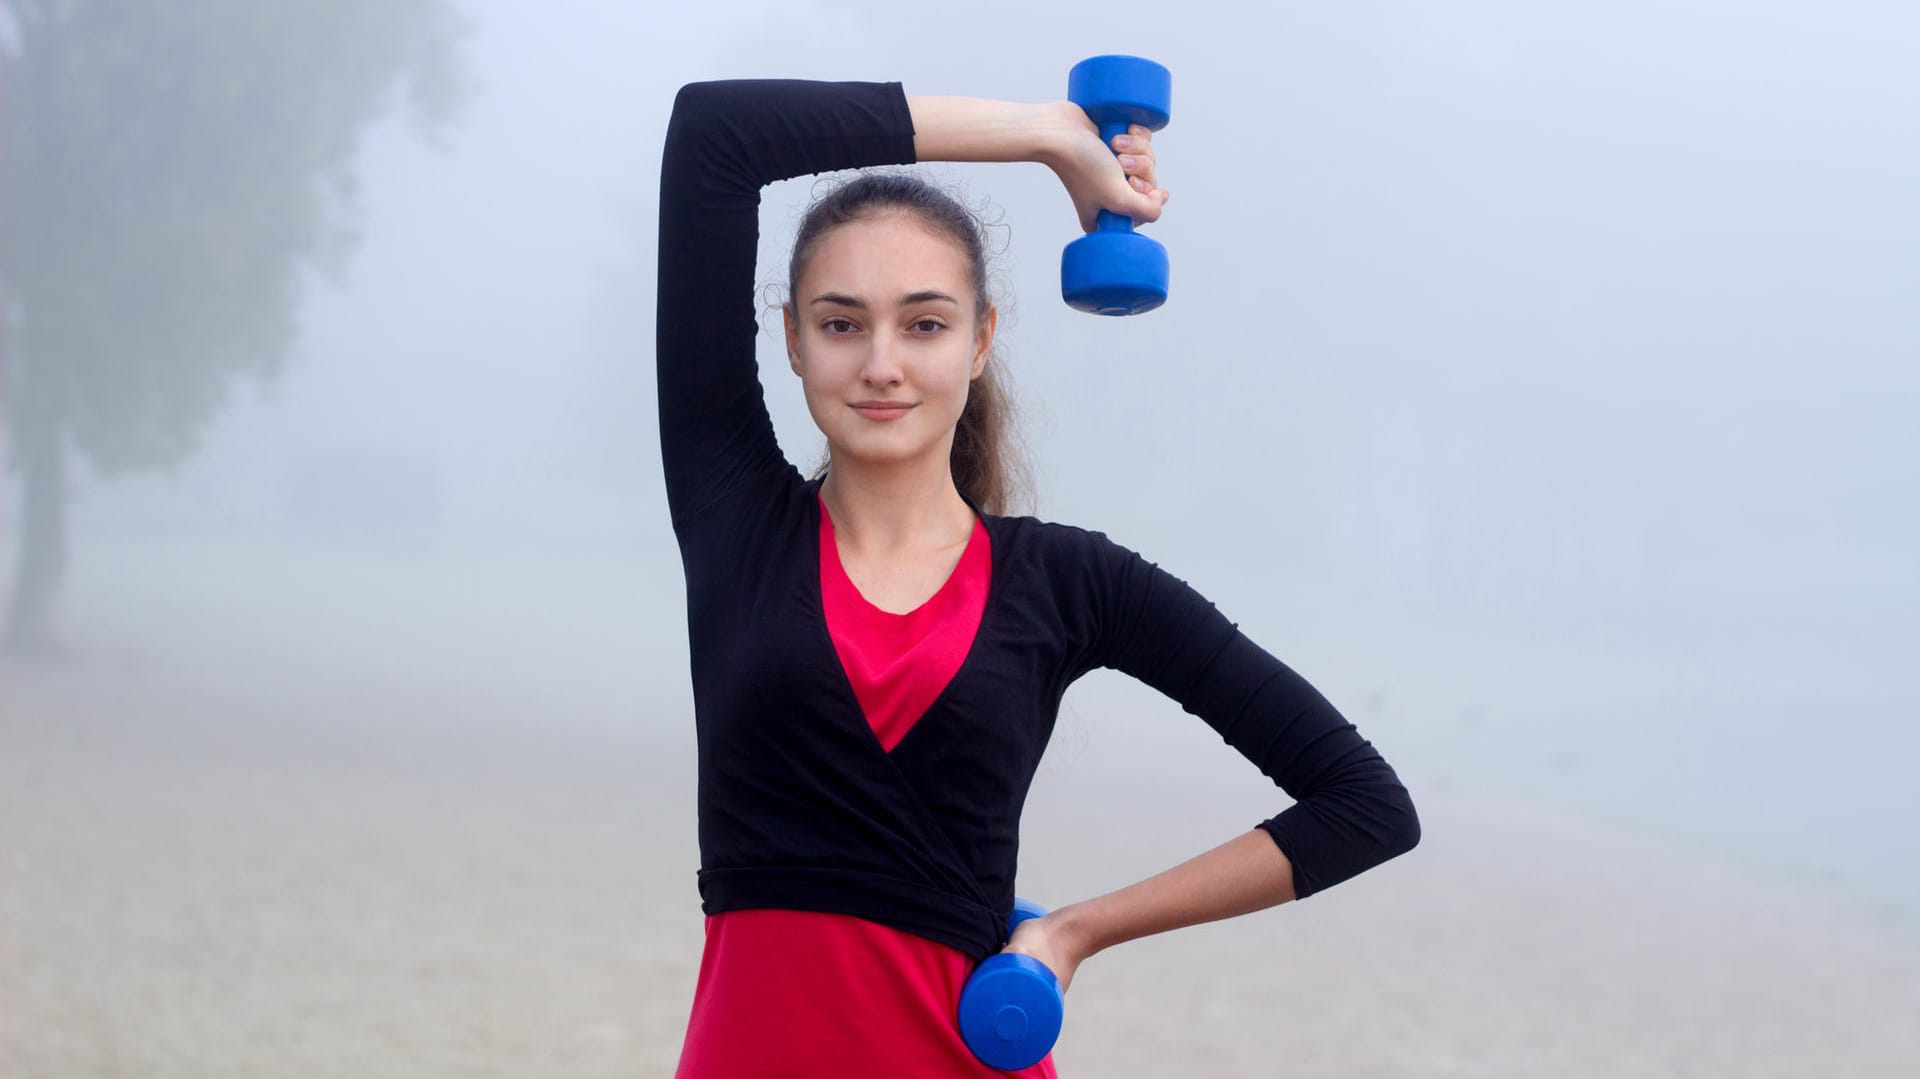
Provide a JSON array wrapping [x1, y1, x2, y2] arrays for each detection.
[[655, 80, 918, 527], [1084, 535, 1421, 899]]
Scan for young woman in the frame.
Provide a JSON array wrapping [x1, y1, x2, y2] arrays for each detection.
[[658, 77, 1420, 1076]]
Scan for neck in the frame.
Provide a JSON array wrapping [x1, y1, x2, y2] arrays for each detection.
[[820, 448, 975, 552]]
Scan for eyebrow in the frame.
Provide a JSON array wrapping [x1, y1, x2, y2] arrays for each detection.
[[808, 290, 962, 308]]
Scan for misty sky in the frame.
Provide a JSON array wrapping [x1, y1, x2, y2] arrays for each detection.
[[24, 1, 1920, 904]]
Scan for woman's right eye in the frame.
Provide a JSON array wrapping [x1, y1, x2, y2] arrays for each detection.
[[822, 317, 857, 335]]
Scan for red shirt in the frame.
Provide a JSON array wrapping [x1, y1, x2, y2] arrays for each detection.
[[675, 499, 1056, 1077]]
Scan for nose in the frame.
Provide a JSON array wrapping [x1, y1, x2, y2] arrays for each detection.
[[860, 335, 904, 388]]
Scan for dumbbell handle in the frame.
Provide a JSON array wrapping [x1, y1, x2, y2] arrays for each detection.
[[1093, 121, 1138, 234]]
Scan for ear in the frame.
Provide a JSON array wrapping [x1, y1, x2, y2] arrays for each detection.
[[970, 304, 998, 380], [783, 303, 802, 376]]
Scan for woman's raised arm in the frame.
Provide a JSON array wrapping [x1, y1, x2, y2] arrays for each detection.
[[655, 80, 918, 527]]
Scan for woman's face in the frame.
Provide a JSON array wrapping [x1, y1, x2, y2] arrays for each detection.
[[784, 211, 996, 472]]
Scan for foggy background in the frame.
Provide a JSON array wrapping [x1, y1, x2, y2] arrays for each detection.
[[4, 1, 1916, 1076]]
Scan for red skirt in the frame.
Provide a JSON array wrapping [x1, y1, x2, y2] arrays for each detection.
[[675, 909, 1059, 1077]]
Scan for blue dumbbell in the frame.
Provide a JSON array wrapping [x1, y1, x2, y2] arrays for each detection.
[[1061, 54, 1173, 316], [959, 897, 1064, 1070]]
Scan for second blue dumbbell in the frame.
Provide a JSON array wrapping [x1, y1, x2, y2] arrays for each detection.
[[958, 898, 1064, 1070], [1061, 54, 1173, 316]]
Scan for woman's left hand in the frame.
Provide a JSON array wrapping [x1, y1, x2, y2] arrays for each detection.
[[1001, 912, 1086, 993], [1039, 102, 1170, 235]]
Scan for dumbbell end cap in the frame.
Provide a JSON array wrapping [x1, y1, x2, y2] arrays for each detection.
[[1069, 54, 1172, 129], [958, 954, 1064, 1071], [1062, 231, 1169, 316]]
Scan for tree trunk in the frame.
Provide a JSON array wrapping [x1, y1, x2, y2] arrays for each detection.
[[4, 384, 68, 660]]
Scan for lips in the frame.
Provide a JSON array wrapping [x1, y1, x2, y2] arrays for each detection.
[[850, 401, 915, 422]]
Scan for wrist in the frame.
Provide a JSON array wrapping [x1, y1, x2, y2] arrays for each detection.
[[1029, 100, 1088, 169], [1046, 899, 1111, 963]]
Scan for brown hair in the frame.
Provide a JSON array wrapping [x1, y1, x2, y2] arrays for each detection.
[[787, 172, 1029, 516]]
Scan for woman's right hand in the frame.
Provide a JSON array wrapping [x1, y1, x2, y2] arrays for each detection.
[[1038, 100, 1171, 234]]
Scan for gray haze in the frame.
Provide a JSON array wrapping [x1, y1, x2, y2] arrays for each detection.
[[6, 1, 1919, 1074]]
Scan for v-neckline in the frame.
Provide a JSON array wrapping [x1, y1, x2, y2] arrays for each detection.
[[808, 478, 996, 757], [818, 493, 985, 619]]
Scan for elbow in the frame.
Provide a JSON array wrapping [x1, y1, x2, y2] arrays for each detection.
[[1385, 784, 1421, 860], [667, 81, 724, 142], [1330, 756, 1422, 865], [1346, 773, 1421, 871], [671, 80, 722, 120], [670, 80, 767, 136], [665, 81, 753, 181], [1344, 782, 1420, 873], [1262, 775, 1421, 900]]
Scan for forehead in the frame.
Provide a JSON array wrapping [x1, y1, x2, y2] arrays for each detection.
[[800, 212, 972, 297]]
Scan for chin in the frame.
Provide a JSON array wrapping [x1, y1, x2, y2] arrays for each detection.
[[828, 426, 944, 469]]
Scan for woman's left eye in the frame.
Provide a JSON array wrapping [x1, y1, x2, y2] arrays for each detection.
[[910, 319, 945, 333]]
